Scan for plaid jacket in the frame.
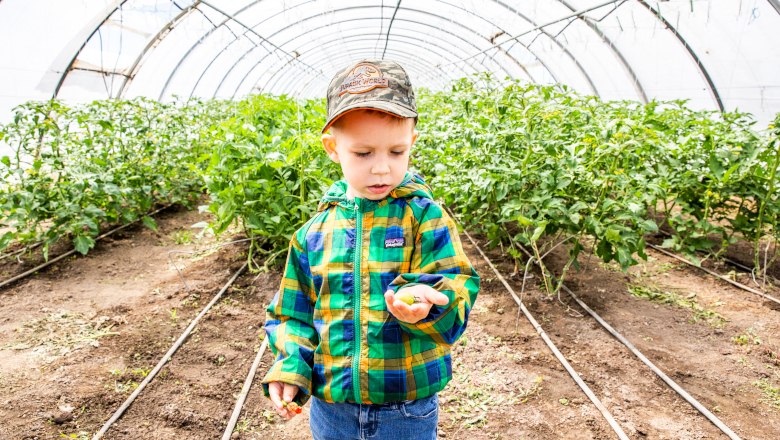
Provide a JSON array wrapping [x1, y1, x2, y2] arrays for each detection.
[[261, 173, 480, 405]]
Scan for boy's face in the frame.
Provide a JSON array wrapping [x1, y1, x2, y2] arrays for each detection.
[[322, 110, 418, 201]]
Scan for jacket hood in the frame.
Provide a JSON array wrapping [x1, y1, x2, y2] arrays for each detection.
[[318, 172, 433, 211]]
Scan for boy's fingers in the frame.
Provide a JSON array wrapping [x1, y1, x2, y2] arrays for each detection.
[[268, 382, 287, 414], [385, 290, 442, 323], [268, 382, 298, 419], [384, 291, 402, 315], [424, 290, 450, 306], [282, 383, 299, 403]]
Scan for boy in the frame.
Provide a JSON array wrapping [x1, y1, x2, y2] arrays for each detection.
[[261, 59, 480, 440]]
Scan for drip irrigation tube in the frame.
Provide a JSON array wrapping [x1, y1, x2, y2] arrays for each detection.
[[655, 230, 775, 287], [0, 241, 43, 261], [446, 205, 747, 438], [648, 244, 780, 307], [222, 337, 270, 440], [0, 205, 171, 291], [559, 283, 742, 439], [92, 262, 248, 440], [446, 209, 630, 440]]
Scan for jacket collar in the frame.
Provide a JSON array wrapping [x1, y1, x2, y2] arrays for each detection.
[[318, 172, 434, 212]]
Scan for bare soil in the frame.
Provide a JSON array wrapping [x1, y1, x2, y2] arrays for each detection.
[[0, 206, 778, 439]]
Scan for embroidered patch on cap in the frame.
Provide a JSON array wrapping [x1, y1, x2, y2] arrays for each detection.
[[337, 62, 389, 96], [385, 237, 405, 248]]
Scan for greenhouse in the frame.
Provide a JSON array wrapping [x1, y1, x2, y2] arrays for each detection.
[[0, 0, 778, 439]]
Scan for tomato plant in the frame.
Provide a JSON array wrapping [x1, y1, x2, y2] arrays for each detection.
[[199, 95, 339, 270], [1, 77, 776, 287], [0, 98, 213, 259], [413, 77, 778, 294]]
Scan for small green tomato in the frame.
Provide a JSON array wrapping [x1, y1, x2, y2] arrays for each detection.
[[395, 291, 416, 305]]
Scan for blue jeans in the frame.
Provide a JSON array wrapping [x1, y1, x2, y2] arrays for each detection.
[[309, 394, 438, 440]]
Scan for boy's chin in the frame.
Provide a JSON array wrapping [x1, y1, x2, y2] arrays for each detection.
[[362, 191, 390, 201], [347, 183, 397, 200]]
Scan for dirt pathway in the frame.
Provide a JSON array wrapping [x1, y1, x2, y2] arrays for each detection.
[[1, 206, 778, 439]]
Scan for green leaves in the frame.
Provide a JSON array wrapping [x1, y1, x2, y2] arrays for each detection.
[[73, 235, 95, 255], [141, 216, 158, 232], [0, 78, 776, 280], [605, 228, 622, 244], [200, 94, 338, 270], [0, 231, 13, 253], [413, 76, 779, 293], [0, 97, 213, 259]]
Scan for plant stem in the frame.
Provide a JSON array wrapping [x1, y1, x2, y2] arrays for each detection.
[[754, 124, 780, 277]]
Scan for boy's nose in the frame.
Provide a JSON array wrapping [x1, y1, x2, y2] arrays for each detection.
[[371, 161, 391, 175]]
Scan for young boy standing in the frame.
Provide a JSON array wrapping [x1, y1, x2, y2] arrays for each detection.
[[261, 59, 480, 440]]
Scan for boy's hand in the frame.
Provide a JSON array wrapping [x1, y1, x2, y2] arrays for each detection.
[[268, 381, 301, 420], [384, 285, 449, 324]]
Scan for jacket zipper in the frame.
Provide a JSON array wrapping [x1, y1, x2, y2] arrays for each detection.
[[352, 202, 363, 403]]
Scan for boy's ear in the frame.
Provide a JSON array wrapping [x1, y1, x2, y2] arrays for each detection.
[[321, 133, 340, 163], [411, 129, 419, 146]]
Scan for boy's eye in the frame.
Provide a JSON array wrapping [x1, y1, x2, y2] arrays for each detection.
[[355, 152, 370, 157], [391, 150, 405, 156]]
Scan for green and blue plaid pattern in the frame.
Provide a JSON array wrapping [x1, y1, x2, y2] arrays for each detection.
[[262, 173, 480, 405]]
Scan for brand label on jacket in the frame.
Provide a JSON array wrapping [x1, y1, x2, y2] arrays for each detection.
[[384, 237, 405, 248]]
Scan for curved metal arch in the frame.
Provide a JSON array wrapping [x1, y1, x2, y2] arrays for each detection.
[[157, 1, 275, 100], [240, 2, 547, 88], [259, 32, 479, 97], [245, 39, 464, 99], [200, 0, 323, 76], [212, 40, 273, 98], [222, 6, 535, 99], [214, 18, 500, 96], [227, 26, 502, 101], [161, 0, 320, 100], [395, 0, 552, 82], [51, 0, 130, 98], [209, 17, 493, 100], [188, 22, 259, 99], [259, 35, 480, 98], [768, 0, 780, 15], [420, 0, 621, 74], [117, 1, 202, 98], [163, 2, 548, 102], [215, 26, 478, 100], [250, 16, 522, 98], [246, 47, 450, 99], [158, 0, 324, 100], [460, 0, 600, 96], [258, 15, 536, 83], [55, 0, 595, 101], [495, 0, 645, 102], [634, 0, 723, 111], [267, 48, 450, 99], [554, 0, 647, 103]]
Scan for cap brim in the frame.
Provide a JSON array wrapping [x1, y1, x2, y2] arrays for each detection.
[[322, 100, 417, 133]]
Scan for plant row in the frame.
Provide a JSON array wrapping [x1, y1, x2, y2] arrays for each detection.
[[0, 98, 218, 259], [2, 78, 777, 287], [0, 95, 340, 269], [413, 77, 779, 292]]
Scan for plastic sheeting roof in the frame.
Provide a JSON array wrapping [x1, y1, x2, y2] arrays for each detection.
[[1, 0, 779, 125]]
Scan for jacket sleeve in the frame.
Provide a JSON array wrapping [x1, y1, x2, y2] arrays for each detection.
[[261, 226, 318, 405], [388, 199, 480, 347]]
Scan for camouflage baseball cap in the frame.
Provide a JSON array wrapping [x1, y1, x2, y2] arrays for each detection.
[[322, 59, 417, 133]]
